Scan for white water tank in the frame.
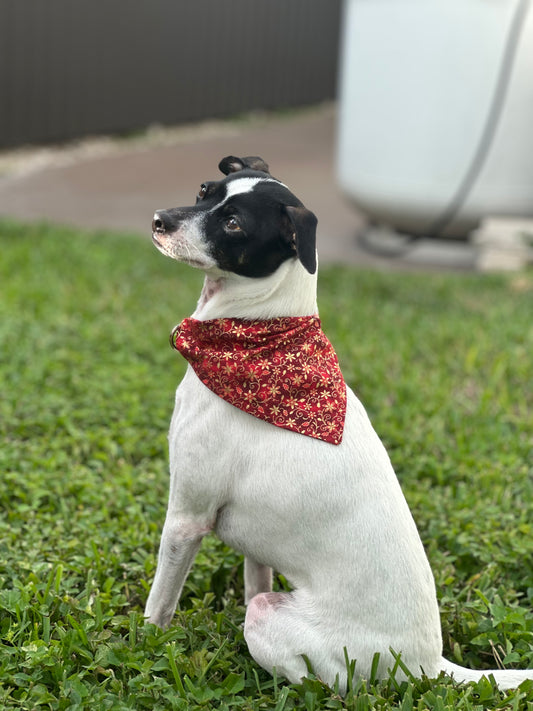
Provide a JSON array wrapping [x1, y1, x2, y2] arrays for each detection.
[[336, 0, 533, 237]]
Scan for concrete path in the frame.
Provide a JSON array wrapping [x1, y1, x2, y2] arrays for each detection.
[[0, 105, 477, 270]]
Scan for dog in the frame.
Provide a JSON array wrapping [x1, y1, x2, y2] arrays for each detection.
[[145, 155, 532, 691]]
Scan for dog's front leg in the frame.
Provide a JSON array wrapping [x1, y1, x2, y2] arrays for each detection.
[[244, 558, 273, 605], [145, 514, 211, 628]]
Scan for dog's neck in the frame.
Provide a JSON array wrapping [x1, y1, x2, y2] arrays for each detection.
[[192, 258, 319, 321]]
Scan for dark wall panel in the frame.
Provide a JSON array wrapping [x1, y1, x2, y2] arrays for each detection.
[[0, 0, 341, 148]]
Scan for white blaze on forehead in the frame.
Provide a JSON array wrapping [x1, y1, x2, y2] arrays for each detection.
[[209, 176, 287, 212], [226, 176, 265, 198]]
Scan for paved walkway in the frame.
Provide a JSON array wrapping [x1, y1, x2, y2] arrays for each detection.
[[0, 105, 477, 270]]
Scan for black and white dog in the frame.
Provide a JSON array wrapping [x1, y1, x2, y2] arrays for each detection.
[[145, 155, 531, 690]]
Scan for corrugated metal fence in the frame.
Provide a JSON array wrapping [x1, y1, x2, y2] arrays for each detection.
[[0, 0, 341, 149]]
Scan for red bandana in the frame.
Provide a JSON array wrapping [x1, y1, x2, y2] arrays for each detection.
[[170, 316, 346, 445]]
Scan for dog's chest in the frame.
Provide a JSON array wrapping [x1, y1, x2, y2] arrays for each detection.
[[168, 368, 340, 554]]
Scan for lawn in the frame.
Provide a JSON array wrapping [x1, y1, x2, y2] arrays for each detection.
[[0, 220, 532, 710]]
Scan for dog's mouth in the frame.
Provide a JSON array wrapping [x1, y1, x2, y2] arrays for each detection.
[[151, 229, 171, 255], [152, 229, 214, 270], [151, 230, 165, 249]]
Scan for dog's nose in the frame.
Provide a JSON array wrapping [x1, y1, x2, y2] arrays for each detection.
[[152, 212, 167, 234], [153, 210, 177, 234]]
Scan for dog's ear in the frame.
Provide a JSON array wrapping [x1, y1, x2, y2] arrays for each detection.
[[219, 155, 270, 175], [281, 205, 317, 274]]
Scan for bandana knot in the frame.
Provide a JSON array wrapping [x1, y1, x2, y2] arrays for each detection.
[[170, 315, 346, 444]]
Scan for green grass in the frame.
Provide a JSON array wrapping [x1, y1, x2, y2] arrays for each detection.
[[0, 220, 532, 710]]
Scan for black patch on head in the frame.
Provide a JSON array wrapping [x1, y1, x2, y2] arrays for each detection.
[[201, 175, 317, 278]]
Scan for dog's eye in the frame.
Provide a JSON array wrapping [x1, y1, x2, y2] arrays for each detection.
[[198, 184, 208, 200], [225, 217, 241, 232]]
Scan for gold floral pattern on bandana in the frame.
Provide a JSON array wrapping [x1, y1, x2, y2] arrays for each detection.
[[170, 316, 346, 445]]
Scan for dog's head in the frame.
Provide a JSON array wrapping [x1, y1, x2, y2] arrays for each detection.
[[152, 156, 317, 278]]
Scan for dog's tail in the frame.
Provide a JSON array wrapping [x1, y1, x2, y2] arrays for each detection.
[[440, 657, 533, 689]]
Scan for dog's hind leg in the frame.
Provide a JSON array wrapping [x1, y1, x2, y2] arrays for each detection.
[[244, 590, 317, 685], [244, 558, 273, 604]]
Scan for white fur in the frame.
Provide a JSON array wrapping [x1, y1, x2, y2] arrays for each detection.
[[192, 258, 318, 321], [146, 215, 533, 691], [209, 177, 284, 213]]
